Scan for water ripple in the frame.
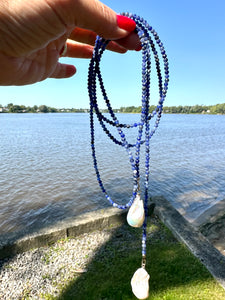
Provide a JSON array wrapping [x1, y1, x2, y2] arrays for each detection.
[[0, 113, 225, 235]]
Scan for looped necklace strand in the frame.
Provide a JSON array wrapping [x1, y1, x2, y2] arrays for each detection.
[[88, 13, 169, 299]]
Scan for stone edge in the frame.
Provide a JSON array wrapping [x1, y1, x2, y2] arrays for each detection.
[[154, 196, 225, 290], [0, 207, 127, 259], [191, 198, 225, 228], [1, 196, 225, 290]]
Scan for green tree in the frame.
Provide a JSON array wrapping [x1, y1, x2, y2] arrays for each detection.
[[7, 103, 14, 109], [48, 107, 58, 113], [39, 105, 48, 113], [9, 105, 22, 113], [33, 105, 38, 112]]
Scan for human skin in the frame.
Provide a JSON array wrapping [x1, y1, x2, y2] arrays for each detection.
[[0, 0, 140, 85]]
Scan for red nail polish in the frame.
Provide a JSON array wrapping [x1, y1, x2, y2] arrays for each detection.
[[117, 15, 136, 32]]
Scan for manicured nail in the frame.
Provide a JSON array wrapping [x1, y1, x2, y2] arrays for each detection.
[[117, 15, 136, 32]]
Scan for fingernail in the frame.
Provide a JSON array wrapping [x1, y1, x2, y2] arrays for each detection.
[[117, 15, 136, 32]]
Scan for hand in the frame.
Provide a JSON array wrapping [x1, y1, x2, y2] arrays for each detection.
[[0, 0, 140, 85]]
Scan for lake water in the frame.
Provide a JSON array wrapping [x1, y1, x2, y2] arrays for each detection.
[[0, 113, 225, 236]]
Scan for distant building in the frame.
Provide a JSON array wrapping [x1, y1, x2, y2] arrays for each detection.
[[0, 107, 8, 112]]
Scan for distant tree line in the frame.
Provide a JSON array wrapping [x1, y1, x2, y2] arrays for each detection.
[[118, 103, 225, 114], [1, 102, 225, 114], [0, 103, 87, 113]]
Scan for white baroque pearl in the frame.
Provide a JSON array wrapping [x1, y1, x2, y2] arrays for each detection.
[[127, 194, 145, 227], [131, 267, 150, 299]]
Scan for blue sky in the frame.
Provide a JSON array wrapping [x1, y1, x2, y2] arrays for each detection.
[[0, 0, 225, 109]]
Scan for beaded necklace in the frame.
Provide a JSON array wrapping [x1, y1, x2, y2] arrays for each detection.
[[88, 13, 169, 299]]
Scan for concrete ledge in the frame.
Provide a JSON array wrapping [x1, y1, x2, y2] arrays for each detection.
[[1, 196, 225, 290], [0, 207, 127, 259], [154, 196, 225, 289]]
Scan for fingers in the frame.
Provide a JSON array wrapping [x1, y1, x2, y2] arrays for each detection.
[[50, 0, 142, 79], [64, 39, 94, 58], [50, 62, 76, 79], [107, 42, 127, 53], [69, 27, 141, 53], [61, 39, 124, 59], [56, 0, 136, 40], [116, 32, 141, 51], [69, 28, 97, 47], [69, 28, 127, 53]]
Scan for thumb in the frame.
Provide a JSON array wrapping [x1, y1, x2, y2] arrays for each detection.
[[58, 0, 136, 40]]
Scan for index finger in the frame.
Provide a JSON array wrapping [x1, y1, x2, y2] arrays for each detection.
[[54, 0, 136, 40]]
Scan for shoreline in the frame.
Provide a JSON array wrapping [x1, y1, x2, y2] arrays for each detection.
[[1, 197, 225, 259], [1, 202, 225, 299], [1, 197, 225, 289], [1, 196, 225, 259], [1, 197, 225, 254]]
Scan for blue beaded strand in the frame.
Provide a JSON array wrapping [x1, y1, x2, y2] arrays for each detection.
[[88, 13, 169, 265]]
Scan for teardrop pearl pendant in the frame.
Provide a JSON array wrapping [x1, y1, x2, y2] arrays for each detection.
[[131, 267, 150, 299], [127, 194, 145, 228]]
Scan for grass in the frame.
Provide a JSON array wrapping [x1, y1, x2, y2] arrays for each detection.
[[42, 216, 225, 300]]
